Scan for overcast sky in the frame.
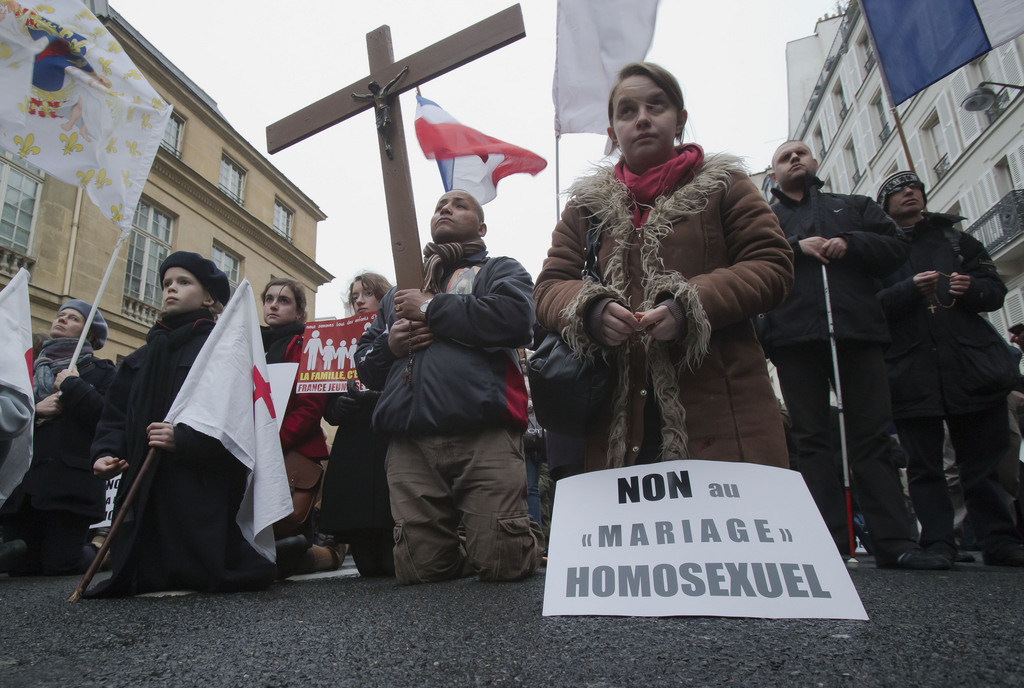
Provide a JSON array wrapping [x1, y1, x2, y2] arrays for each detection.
[[109, 0, 840, 318]]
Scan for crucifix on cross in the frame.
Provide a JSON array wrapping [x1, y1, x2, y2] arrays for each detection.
[[266, 5, 527, 290]]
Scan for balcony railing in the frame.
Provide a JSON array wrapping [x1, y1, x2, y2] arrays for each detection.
[[934, 154, 951, 182], [0, 244, 35, 278], [122, 294, 160, 325], [818, 145, 828, 160], [879, 121, 892, 144], [852, 169, 863, 185], [965, 189, 1024, 254], [863, 51, 876, 74], [985, 90, 1011, 126], [839, 102, 850, 121]]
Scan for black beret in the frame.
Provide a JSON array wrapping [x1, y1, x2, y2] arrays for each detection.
[[159, 251, 231, 306]]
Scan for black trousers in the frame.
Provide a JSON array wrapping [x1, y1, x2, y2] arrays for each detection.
[[896, 405, 1022, 559], [3, 499, 94, 576], [774, 341, 917, 565]]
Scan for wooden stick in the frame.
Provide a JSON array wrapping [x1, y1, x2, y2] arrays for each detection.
[[68, 448, 157, 602]]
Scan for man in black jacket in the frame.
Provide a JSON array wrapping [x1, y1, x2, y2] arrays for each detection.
[[356, 190, 544, 585], [760, 142, 948, 570], [877, 171, 1024, 567]]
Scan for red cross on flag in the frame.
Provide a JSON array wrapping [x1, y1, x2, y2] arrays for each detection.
[[164, 279, 292, 562]]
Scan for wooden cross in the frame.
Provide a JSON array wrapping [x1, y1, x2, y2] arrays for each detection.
[[266, 5, 526, 289]]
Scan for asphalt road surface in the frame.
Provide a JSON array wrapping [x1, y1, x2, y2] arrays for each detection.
[[1, 557, 1022, 687]]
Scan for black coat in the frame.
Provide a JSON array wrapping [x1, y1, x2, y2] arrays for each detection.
[[319, 388, 391, 536], [758, 177, 908, 355], [1, 357, 115, 520], [87, 322, 274, 597], [877, 213, 1018, 418]]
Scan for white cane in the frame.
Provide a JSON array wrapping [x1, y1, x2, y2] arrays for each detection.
[[821, 263, 856, 561]]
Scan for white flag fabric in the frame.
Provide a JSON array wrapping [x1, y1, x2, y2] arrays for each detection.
[[164, 280, 292, 562], [0, 0, 171, 235], [0, 269, 34, 508], [552, 0, 660, 136]]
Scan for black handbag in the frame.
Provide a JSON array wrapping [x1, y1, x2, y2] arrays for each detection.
[[528, 217, 612, 436]]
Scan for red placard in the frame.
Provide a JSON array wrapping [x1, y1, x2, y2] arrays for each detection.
[[295, 313, 375, 393]]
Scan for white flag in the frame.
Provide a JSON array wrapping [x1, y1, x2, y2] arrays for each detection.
[[552, 0, 660, 136], [0, 269, 34, 508], [0, 0, 171, 236], [164, 280, 292, 562]]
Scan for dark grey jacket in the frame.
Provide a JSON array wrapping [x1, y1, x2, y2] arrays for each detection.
[[758, 176, 908, 356], [877, 212, 1018, 418], [356, 252, 534, 435]]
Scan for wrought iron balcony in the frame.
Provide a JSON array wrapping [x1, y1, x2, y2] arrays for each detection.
[[984, 90, 1011, 125], [839, 102, 850, 121], [852, 169, 863, 185], [863, 51, 876, 74], [933, 154, 951, 182], [879, 121, 892, 144], [965, 189, 1024, 254], [818, 145, 828, 160]]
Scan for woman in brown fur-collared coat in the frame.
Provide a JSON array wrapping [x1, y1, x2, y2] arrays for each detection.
[[534, 62, 794, 472]]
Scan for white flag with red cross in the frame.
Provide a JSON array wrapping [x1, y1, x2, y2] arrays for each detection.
[[164, 279, 292, 561], [0, 268, 35, 508]]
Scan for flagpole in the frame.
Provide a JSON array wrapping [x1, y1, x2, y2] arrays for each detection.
[[555, 134, 561, 221], [68, 229, 130, 368], [68, 447, 157, 602]]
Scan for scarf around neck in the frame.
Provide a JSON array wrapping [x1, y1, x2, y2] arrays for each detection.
[[262, 321, 305, 364], [422, 238, 487, 293], [615, 143, 705, 228], [33, 337, 94, 402]]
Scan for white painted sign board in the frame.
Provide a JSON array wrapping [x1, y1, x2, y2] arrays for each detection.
[[543, 460, 868, 620]]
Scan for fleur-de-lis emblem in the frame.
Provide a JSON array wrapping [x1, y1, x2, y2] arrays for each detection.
[[60, 132, 84, 155], [76, 169, 95, 186], [110, 204, 124, 224], [123, 170, 132, 187], [126, 140, 140, 157], [131, 96, 141, 105], [152, 98, 166, 111], [124, 69, 142, 80], [14, 134, 40, 157], [141, 113, 152, 129], [126, 106, 135, 121], [106, 138, 117, 154], [98, 57, 112, 76], [0, 44, 12, 60], [107, 41, 122, 53], [96, 169, 112, 188]]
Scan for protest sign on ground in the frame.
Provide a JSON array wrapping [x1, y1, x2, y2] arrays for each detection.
[[543, 460, 867, 620]]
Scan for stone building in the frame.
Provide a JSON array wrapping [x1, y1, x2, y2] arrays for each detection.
[[0, 3, 331, 361], [778, 2, 1024, 334]]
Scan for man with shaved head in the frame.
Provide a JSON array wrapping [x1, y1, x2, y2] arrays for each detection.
[[758, 142, 948, 570], [356, 190, 543, 585]]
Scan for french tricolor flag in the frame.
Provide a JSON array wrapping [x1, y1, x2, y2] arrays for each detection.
[[414, 95, 546, 204], [863, 0, 1024, 104]]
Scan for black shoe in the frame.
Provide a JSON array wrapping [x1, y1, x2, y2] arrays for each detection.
[[0, 539, 27, 571], [954, 550, 976, 563], [983, 546, 1024, 567], [881, 548, 952, 570]]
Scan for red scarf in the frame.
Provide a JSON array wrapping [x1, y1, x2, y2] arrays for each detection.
[[614, 144, 705, 228]]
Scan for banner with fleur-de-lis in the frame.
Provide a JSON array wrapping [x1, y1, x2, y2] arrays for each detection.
[[0, 0, 171, 237]]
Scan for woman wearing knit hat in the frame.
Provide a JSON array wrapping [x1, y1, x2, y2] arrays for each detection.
[[0, 299, 115, 576], [87, 251, 277, 596]]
